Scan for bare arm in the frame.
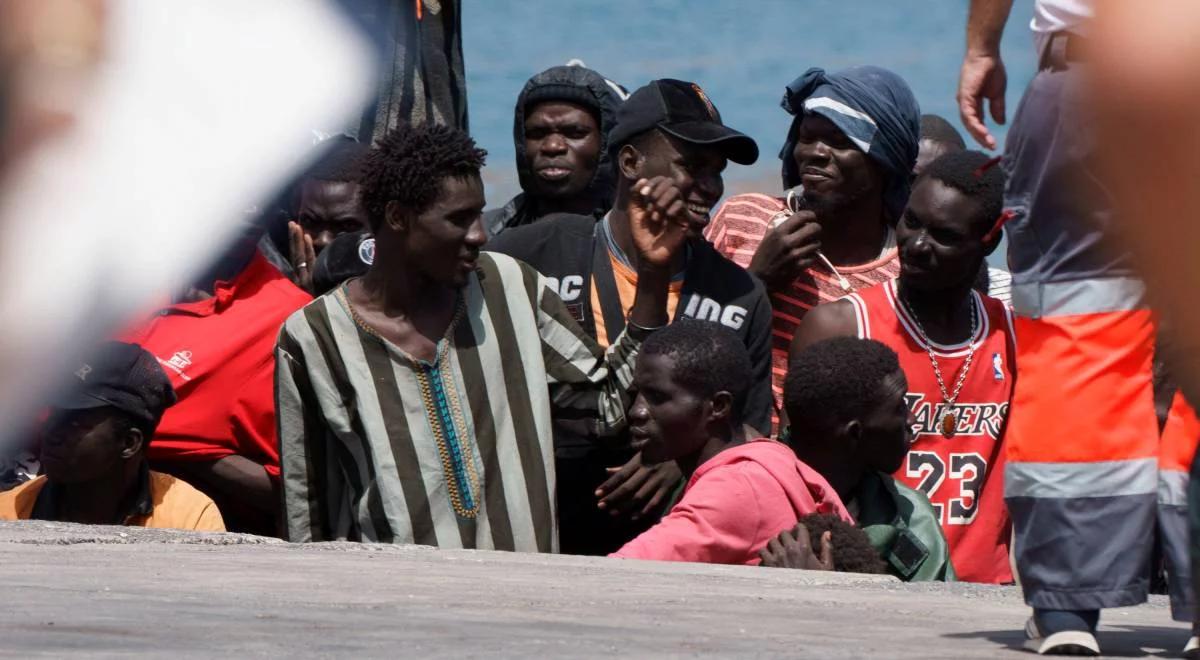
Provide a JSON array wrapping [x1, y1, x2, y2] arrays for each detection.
[[958, 0, 1013, 149]]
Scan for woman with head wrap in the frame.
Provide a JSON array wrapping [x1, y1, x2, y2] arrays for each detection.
[[704, 65, 921, 427]]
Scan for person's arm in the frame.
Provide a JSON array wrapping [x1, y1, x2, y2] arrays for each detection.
[[957, 0, 1013, 149], [542, 177, 687, 441], [611, 466, 760, 564], [275, 327, 342, 542], [788, 299, 860, 357]]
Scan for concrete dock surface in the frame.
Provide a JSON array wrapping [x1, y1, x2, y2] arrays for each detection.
[[0, 521, 1188, 658]]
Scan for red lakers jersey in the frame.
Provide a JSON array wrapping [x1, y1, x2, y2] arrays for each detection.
[[845, 279, 1015, 583]]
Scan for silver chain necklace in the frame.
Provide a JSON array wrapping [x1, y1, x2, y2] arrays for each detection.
[[900, 290, 979, 438]]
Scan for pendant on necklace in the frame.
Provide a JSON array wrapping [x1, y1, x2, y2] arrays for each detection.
[[940, 410, 958, 438]]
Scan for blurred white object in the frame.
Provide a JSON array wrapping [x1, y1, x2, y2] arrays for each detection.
[[0, 0, 373, 444]]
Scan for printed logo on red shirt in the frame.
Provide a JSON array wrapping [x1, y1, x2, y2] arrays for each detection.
[[158, 350, 194, 382]]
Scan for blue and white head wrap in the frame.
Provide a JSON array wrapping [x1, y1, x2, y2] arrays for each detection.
[[779, 66, 921, 223]]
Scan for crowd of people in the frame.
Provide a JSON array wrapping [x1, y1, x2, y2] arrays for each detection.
[[0, 0, 1195, 656]]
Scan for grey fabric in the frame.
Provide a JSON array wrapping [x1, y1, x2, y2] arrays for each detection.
[[1007, 493, 1155, 610], [1158, 501, 1195, 621], [1001, 65, 1137, 306]]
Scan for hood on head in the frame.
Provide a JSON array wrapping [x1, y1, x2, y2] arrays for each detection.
[[778, 65, 921, 224], [512, 63, 628, 212]]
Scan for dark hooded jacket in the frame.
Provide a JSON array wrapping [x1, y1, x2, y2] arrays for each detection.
[[484, 65, 626, 238]]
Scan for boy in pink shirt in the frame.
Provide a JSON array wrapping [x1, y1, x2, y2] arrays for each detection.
[[611, 320, 850, 565]]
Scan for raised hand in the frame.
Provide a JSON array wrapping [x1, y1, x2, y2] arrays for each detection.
[[627, 176, 689, 270], [759, 523, 835, 571], [749, 209, 822, 289], [288, 220, 317, 293]]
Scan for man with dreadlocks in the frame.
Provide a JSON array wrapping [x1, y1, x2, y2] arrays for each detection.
[[791, 150, 1015, 584], [275, 123, 688, 550]]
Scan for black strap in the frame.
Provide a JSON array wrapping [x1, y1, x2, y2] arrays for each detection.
[[592, 222, 628, 338]]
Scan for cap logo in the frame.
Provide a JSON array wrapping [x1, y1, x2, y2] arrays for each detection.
[[690, 83, 718, 120], [358, 237, 375, 266], [75, 364, 92, 382]]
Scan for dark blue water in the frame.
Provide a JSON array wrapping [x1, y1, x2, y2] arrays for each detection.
[[464, 0, 1036, 205]]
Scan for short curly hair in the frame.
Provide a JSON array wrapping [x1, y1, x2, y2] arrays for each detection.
[[359, 124, 487, 232], [916, 149, 1006, 236], [641, 319, 752, 424], [785, 336, 900, 438], [798, 513, 888, 574]]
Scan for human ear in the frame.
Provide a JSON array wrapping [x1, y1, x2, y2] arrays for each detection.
[[383, 200, 409, 232], [842, 420, 862, 453], [618, 144, 643, 180], [709, 391, 733, 424], [121, 426, 144, 459]]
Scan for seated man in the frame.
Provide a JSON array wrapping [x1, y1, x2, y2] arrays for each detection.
[[0, 342, 225, 531], [791, 150, 1014, 584], [782, 336, 954, 581], [610, 320, 848, 565], [121, 220, 311, 535]]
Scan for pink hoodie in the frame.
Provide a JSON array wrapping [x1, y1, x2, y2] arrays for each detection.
[[611, 438, 851, 565]]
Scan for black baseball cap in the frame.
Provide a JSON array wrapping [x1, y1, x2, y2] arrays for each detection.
[[54, 341, 177, 425], [608, 79, 759, 165]]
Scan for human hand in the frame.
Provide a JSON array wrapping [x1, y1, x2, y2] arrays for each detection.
[[595, 453, 682, 520], [627, 176, 689, 270], [759, 523, 834, 571], [957, 51, 1008, 150], [748, 210, 822, 289], [288, 220, 316, 293]]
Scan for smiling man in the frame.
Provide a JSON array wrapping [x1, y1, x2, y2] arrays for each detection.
[[487, 79, 774, 556], [790, 150, 1014, 584], [484, 64, 626, 238], [609, 320, 848, 565], [276, 123, 689, 549], [705, 66, 921, 426]]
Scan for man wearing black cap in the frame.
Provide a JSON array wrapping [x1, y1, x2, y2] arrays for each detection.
[[0, 342, 225, 531], [487, 79, 773, 555], [484, 63, 627, 238]]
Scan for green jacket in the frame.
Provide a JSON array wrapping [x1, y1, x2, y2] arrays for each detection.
[[853, 472, 956, 582]]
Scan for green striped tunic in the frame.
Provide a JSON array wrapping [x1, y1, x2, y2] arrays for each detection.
[[275, 252, 639, 551]]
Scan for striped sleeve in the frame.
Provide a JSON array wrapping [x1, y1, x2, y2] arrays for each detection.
[[275, 318, 343, 543], [703, 194, 782, 269], [532, 268, 639, 443]]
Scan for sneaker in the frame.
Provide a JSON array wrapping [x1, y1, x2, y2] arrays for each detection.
[[1023, 617, 1100, 656], [1183, 635, 1200, 659]]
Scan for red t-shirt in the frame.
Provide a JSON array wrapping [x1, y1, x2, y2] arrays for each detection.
[[845, 279, 1015, 584], [119, 252, 311, 477]]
